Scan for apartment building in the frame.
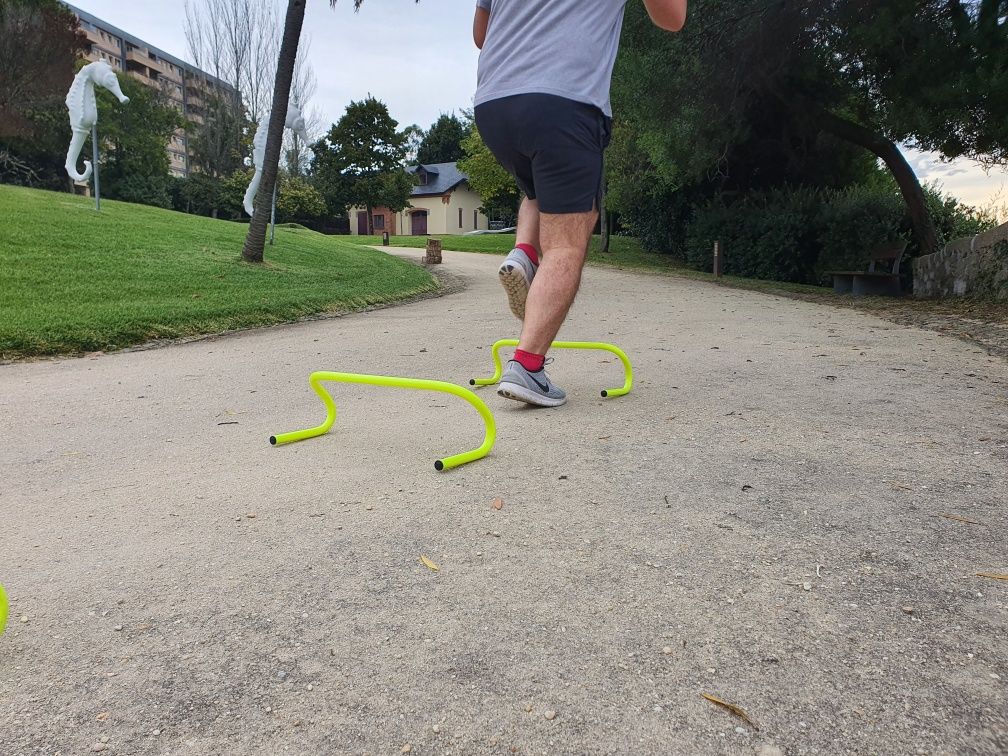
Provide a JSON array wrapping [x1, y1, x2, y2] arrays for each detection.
[[64, 2, 236, 177]]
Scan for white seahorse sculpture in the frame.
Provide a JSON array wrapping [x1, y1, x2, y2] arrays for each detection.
[[244, 105, 310, 216], [65, 60, 130, 182]]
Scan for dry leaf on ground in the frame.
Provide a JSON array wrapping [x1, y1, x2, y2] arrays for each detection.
[[976, 572, 1008, 581], [420, 555, 440, 572], [96, 711, 110, 722], [701, 693, 759, 730], [938, 513, 983, 525], [491, 497, 504, 511]]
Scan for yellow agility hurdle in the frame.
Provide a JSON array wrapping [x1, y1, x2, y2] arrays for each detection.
[[0, 583, 8, 636], [270, 371, 496, 471], [470, 339, 634, 398]]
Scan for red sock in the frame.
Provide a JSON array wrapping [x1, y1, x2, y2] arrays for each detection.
[[514, 349, 545, 372], [516, 243, 539, 266]]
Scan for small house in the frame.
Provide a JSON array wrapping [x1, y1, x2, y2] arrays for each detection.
[[348, 162, 490, 236]]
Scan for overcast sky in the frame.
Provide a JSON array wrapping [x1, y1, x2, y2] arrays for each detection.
[[69, 0, 1006, 217]]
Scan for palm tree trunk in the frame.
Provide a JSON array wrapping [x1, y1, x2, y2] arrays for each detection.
[[817, 109, 939, 257], [242, 0, 307, 263]]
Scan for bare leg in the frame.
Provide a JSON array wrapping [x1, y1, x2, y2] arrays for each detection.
[[518, 210, 596, 355], [514, 197, 540, 251]]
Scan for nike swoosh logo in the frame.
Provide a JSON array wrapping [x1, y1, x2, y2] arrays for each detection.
[[529, 374, 550, 392]]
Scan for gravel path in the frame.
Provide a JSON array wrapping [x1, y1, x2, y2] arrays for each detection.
[[1, 248, 1005, 755]]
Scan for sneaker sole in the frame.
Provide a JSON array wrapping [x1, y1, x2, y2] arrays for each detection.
[[498, 381, 567, 408], [498, 263, 530, 321]]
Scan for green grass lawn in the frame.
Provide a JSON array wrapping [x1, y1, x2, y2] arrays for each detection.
[[358, 232, 682, 271], [359, 232, 832, 296], [0, 186, 437, 358]]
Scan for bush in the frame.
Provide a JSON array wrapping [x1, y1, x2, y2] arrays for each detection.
[[106, 174, 173, 209], [276, 176, 326, 225], [685, 187, 824, 283], [174, 173, 223, 217], [219, 169, 254, 221], [679, 183, 994, 286], [817, 185, 904, 278], [923, 185, 997, 247]]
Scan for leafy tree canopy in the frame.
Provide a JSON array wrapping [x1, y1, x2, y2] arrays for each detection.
[[417, 112, 467, 165], [311, 96, 414, 221]]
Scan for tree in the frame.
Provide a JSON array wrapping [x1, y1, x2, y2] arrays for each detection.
[[0, 0, 88, 187], [96, 72, 185, 200], [242, 0, 417, 262], [187, 90, 249, 178], [185, 0, 284, 120], [311, 97, 414, 234], [242, 0, 305, 262], [417, 113, 467, 164], [458, 124, 521, 224], [611, 1, 1008, 258]]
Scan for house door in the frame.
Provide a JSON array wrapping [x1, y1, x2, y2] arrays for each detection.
[[411, 211, 428, 236], [357, 211, 369, 235]]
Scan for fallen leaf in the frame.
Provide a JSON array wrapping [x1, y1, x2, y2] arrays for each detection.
[[742, 485, 753, 492], [886, 481, 913, 491], [938, 513, 983, 525], [598, 435, 612, 440], [96, 711, 110, 722], [491, 497, 504, 511], [701, 693, 759, 730], [976, 572, 1008, 581], [420, 555, 440, 572]]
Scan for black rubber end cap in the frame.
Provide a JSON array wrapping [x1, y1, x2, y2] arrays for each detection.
[[469, 379, 476, 385], [434, 460, 445, 471], [601, 390, 609, 398], [269, 436, 277, 445]]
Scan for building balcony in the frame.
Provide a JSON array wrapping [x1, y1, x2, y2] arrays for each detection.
[[126, 47, 165, 74]]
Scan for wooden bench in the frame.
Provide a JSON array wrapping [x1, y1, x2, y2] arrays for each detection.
[[827, 240, 907, 296]]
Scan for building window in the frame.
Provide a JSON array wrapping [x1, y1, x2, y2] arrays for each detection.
[[373, 214, 385, 230], [417, 170, 428, 186], [458, 208, 463, 229]]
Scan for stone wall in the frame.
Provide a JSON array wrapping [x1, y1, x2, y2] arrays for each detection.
[[913, 221, 1008, 300]]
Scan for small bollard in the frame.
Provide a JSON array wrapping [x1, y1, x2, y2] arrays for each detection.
[[382, 230, 390, 245], [713, 240, 723, 278]]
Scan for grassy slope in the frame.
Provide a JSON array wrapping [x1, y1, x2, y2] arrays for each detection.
[[0, 187, 436, 358]]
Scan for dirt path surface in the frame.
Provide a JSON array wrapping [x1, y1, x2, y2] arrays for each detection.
[[1, 248, 1006, 755]]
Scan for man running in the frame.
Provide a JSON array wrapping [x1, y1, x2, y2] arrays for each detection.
[[473, 0, 687, 407]]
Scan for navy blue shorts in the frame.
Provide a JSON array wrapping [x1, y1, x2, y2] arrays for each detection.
[[474, 94, 612, 215]]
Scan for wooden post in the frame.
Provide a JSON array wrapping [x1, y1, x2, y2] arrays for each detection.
[[713, 240, 723, 278]]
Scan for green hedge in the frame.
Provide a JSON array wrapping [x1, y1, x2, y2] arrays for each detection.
[[678, 184, 993, 286]]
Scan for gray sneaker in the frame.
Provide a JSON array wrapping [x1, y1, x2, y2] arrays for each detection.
[[498, 247, 538, 320], [498, 359, 567, 407]]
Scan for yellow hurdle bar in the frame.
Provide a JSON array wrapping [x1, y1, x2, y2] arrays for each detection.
[[270, 371, 497, 471], [470, 340, 634, 398], [0, 583, 8, 636]]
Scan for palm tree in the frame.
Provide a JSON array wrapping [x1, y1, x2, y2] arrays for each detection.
[[241, 0, 307, 262], [242, 0, 416, 262]]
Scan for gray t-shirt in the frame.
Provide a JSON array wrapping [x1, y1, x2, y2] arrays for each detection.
[[474, 0, 628, 117]]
